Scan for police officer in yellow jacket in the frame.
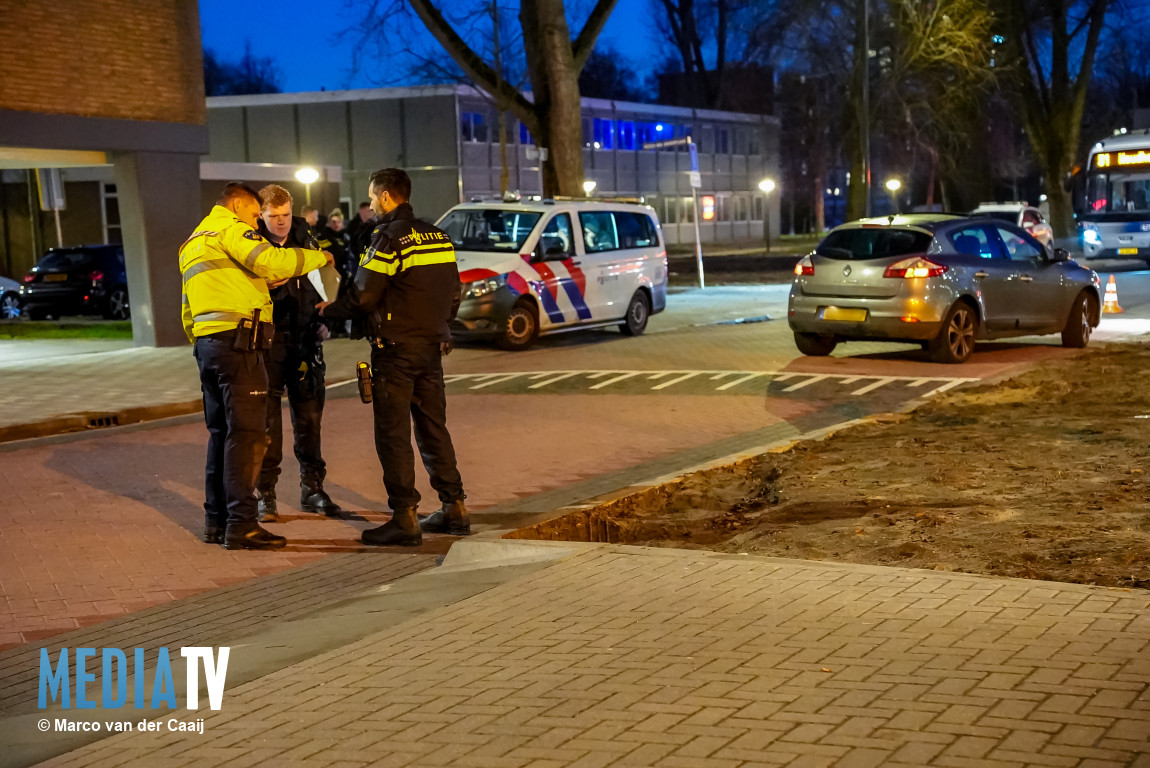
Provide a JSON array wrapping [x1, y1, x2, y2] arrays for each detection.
[[181, 183, 331, 550]]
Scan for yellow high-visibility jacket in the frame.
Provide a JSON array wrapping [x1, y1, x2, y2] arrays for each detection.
[[179, 206, 328, 342]]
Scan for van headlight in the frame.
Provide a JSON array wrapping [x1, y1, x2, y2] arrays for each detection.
[[463, 275, 505, 299], [1082, 225, 1101, 246]]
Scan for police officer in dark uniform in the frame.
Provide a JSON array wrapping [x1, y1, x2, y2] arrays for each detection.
[[320, 168, 469, 546], [254, 184, 340, 521], [179, 183, 331, 550]]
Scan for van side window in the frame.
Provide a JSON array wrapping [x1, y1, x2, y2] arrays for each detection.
[[615, 212, 659, 248], [539, 214, 575, 260], [579, 211, 619, 253]]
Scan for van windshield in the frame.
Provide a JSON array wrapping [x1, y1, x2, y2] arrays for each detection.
[[439, 209, 542, 252]]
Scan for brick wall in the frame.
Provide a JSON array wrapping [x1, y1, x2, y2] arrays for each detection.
[[0, 0, 205, 125]]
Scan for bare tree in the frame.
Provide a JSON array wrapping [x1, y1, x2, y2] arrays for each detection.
[[203, 43, 282, 97], [352, 0, 618, 196], [996, 0, 1112, 239]]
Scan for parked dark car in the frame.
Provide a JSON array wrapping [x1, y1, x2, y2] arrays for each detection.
[[19, 245, 130, 320]]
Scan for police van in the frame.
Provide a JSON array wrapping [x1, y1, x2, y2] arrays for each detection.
[[438, 199, 668, 350]]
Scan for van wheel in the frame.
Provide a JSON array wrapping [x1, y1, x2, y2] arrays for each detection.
[[794, 332, 837, 356], [928, 301, 977, 363], [620, 291, 650, 337], [497, 301, 538, 351], [1061, 291, 1094, 348]]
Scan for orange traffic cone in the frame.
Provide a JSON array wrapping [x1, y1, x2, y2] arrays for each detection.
[[1102, 274, 1124, 314]]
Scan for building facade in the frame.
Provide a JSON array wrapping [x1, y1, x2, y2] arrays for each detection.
[[206, 86, 780, 246], [0, 0, 207, 346]]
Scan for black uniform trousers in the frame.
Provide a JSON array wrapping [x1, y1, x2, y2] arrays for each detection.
[[194, 334, 270, 530], [259, 336, 326, 492], [370, 340, 464, 511]]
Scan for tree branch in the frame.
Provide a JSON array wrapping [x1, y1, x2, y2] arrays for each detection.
[[572, 0, 622, 72], [407, 0, 536, 123]]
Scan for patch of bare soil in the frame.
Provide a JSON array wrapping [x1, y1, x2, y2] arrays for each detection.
[[513, 344, 1150, 589]]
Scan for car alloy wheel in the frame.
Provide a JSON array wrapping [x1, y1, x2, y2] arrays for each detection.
[[108, 288, 129, 320], [0, 293, 19, 319], [944, 306, 975, 360]]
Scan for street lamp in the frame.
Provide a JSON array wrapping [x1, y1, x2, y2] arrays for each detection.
[[758, 178, 776, 255], [295, 166, 320, 205], [583, 179, 597, 196], [884, 178, 901, 214]]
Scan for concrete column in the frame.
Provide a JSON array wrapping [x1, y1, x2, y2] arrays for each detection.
[[112, 151, 201, 347]]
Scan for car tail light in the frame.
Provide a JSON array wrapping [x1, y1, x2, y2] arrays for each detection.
[[884, 256, 947, 279], [794, 255, 814, 276], [88, 270, 105, 282], [22, 274, 34, 282]]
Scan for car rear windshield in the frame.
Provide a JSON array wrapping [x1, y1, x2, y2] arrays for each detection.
[[816, 228, 933, 260], [438, 209, 542, 252], [36, 250, 98, 271]]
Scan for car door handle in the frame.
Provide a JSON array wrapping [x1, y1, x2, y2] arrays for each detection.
[[973, 271, 989, 279], [568, 259, 582, 266], [1020, 275, 1033, 283]]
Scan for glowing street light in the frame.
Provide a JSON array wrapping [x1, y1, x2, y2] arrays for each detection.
[[583, 179, 597, 196], [758, 178, 777, 254], [884, 177, 902, 213], [295, 166, 320, 204]]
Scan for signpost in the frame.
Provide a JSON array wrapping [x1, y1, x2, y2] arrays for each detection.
[[525, 146, 548, 195], [643, 136, 704, 288]]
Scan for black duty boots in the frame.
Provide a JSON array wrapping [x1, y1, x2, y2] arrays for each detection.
[[301, 481, 341, 516], [257, 488, 278, 523], [362, 507, 422, 547], [203, 520, 225, 545], [224, 523, 287, 551], [418, 499, 471, 536]]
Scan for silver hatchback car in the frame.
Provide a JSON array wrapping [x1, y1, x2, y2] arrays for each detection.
[[788, 214, 1102, 363]]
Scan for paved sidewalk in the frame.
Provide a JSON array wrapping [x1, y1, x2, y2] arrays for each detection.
[[31, 543, 1150, 768]]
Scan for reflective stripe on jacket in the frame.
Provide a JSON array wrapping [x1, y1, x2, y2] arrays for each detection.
[[179, 205, 328, 342]]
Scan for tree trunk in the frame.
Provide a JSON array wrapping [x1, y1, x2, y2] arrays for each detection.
[[812, 174, 825, 233], [520, 0, 585, 196], [846, 0, 869, 221]]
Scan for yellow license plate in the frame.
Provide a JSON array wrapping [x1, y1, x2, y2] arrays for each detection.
[[1118, 247, 1139, 255], [822, 306, 867, 322], [44, 273, 68, 282]]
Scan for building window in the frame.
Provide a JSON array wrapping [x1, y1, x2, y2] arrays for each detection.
[[593, 118, 614, 150], [582, 117, 593, 147], [700, 126, 714, 153], [663, 198, 677, 224], [102, 184, 122, 244], [717, 127, 730, 154], [460, 112, 488, 143], [681, 197, 695, 223], [748, 128, 761, 156], [519, 122, 535, 145], [618, 121, 635, 150]]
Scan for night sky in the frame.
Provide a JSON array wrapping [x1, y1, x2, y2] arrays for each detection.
[[197, 0, 662, 94]]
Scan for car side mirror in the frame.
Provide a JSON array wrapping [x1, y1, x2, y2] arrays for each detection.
[[1050, 247, 1070, 263]]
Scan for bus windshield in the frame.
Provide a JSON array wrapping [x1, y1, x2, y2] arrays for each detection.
[[1086, 171, 1150, 216]]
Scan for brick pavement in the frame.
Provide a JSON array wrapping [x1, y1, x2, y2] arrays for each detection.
[[32, 545, 1150, 768], [0, 391, 797, 650]]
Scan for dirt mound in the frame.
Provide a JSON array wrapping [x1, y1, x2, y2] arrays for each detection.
[[512, 343, 1150, 590]]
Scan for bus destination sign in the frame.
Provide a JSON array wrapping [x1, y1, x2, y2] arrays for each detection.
[[1093, 149, 1150, 170]]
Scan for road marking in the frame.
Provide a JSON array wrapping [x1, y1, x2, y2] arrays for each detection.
[[716, 372, 764, 391], [442, 370, 980, 398], [469, 373, 523, 390], [852, 377, 895, 395], [652, 372, 701, 390], [784, 375, 828, 392], [590, 372, 642, 390], [528, 372, 580, 389], [923, 379, 966, 398]]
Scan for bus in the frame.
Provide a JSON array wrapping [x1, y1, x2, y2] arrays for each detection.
[[1080, 129, 1150, 261]]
